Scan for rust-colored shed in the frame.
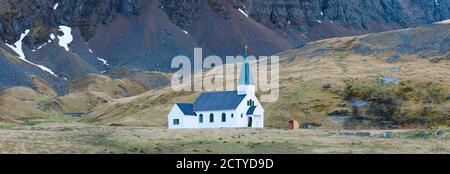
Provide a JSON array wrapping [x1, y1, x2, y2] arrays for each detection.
[[288, 120, 300, 130]]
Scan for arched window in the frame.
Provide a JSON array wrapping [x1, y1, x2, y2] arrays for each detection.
[[248, 99, 255, 106], [241, 113, 244, 118], [199, 114, 203, 123], [231, 113, 234, 118], [222, 113, 226, 122], [210, 113, 214, 123]]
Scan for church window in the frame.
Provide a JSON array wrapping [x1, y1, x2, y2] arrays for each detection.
[[247, 99, 255, 106], [222, 113, 226, 122], [210, 113, 214, 123], [199, 114, 203, 123]]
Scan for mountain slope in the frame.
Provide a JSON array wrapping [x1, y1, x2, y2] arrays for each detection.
[[82, 22, 450, 129], [0, 0, 449, 92], [1, 22, 447, 128]]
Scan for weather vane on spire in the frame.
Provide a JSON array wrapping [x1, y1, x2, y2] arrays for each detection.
[[245, 45, 248, 55]]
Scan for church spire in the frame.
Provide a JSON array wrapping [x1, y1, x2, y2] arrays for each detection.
[[238, 45, 255, 95]]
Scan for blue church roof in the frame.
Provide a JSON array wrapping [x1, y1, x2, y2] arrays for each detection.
[[193, 91, 246, 112], [246, 106, 257, 115], [176, 103, 195, 116]]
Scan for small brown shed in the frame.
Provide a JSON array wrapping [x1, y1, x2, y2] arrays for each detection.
[[288, 120, 300, 130]]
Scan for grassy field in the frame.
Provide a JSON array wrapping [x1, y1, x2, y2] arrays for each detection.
[[0, 123, 449, 154]]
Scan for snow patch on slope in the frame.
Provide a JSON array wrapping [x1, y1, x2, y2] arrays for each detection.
[[97, 57, 109, 66], [33, 43, 47, 52], [57, 26, 73, 52], [436, 19, 450, 24], [5, 29, 57, 77], [33, 64, 57, 77], [238, 8, 249, 18], [32, 34, 56, 52], [5, 29, 30, 60]]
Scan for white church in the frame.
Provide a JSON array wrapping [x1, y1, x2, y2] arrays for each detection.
[[167, 52, 264, 129]]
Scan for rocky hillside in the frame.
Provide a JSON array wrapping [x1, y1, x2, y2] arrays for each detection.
[[1, 22, 448, 129], [0, 0, 448, 93]]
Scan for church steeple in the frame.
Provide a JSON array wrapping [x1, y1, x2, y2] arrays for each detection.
[[237, 46, 255, 95]]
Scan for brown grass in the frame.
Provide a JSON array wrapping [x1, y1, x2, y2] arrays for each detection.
[[0, 123, 449, 154]]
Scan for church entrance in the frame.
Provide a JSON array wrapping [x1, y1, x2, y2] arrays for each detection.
[[248, 117, 253, 127]]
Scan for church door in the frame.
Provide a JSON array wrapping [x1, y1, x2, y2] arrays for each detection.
[[248, 117, 253, 127]]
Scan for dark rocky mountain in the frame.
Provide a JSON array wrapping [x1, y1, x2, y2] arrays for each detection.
[[0, 0, 449, 93]]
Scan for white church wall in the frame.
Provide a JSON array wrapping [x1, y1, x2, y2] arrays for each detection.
[[235, 97, 246, 127], [183, 116, 198, 128], [167, 93, 265, 129], [235, 94, 265, 128], [252, 106, 265, 128], [237, 85, 255, 95], [251, 95, 264, 128], [167, 105, 185, 129], [195, 110, 236, 128]]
